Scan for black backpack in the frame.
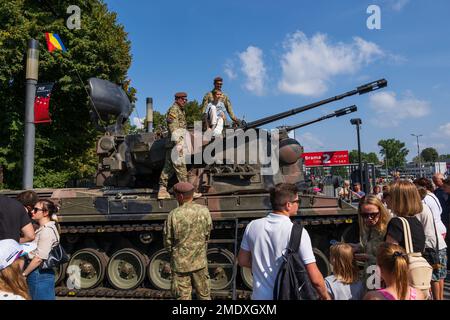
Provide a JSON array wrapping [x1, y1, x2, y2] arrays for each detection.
[[273, 222, 318, 300]]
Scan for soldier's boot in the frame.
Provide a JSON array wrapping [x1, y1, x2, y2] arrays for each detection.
[[193, 192, 202, 199], [157, 186, 171, 200]]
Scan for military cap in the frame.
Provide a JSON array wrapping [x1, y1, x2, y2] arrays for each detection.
[[175, 92, 188, 99], [173, 182, 194, 193], [213, 77, 223, 82]]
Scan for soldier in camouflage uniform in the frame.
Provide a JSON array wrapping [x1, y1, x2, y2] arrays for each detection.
[[163, 182, 212, 300], [157, 92, 200, 200], [201, 77, 238, 124]]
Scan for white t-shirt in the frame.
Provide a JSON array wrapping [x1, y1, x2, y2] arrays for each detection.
[[240, 213, 316, 300], [416, 203, 447, 250], [423, 193, 447, 236], [0, 290, 25, 300]]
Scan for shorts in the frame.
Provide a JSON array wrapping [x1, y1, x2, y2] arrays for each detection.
[[431, 248, 447, 281]]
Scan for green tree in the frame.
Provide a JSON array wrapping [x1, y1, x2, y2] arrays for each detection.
[[421, 147, 439, 163], [438, 154, 450, 161], [0, 0, 133, 188], [349, 150, 380, 164], [151, 100, 202, 133], [378, 139, 409, 169]]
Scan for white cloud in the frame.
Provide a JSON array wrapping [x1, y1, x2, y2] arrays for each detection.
[[439, 123, 450, 137], [238, 46, 267, 95], [132, 117, 144, 129], [296, 132, 325, 152], [369, 91, 431, 127], [224, 59, 237, 80], [278, 32, 384, 96]]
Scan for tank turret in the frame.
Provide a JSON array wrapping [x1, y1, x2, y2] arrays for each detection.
[[91, 79, 387, 194]]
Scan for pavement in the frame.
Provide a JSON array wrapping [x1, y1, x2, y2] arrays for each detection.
[[444, 274, 450, 300]]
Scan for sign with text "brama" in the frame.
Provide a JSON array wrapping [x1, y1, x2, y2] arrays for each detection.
[[301, 151, 349, 166]]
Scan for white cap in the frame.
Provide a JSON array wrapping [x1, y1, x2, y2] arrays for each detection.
[[0, 239, 37, 271]]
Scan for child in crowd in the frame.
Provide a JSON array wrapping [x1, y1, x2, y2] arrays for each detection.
[[325, 243, 365, 300], [0, 239, 35, 300], [364, 242, 426, 300]]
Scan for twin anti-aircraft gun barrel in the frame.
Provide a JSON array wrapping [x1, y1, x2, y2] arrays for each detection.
[[242, 79, 387, 130]]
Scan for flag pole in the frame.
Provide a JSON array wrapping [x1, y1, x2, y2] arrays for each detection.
[[23, 39, 39, 189]]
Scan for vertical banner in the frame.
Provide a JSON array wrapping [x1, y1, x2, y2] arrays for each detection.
[[34, 82, 54, 124]]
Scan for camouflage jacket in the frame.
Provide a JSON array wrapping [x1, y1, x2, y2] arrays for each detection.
[[165, 102, 187, 148], [201, 90, 236, 121], [163, 202, 212, 273]]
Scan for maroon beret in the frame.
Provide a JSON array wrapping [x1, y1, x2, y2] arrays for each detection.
[[175, 92, 187, 99], [173, 182, 194, 193]]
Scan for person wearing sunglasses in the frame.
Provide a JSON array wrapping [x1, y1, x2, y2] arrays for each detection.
[[21, 199, 61, 300], [349, 195, 390, 291]]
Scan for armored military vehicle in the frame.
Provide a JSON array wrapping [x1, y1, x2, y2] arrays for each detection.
[[2, 78, 387, 299]]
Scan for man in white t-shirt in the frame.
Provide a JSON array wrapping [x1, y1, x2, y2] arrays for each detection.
[[237, 183, 330, 300]]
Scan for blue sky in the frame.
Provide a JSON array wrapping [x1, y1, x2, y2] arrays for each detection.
[[105, 0, 450, 161]]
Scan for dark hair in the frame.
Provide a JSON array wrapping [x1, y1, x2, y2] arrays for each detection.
[[413, 177, 433, 192], [443, 178, 450, 186], [37, 199, 61, 233], [16, 190, 38, 207], [269, 183, 298, 211]]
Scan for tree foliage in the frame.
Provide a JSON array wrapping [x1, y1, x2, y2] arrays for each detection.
[[438, 154, 450, 162], [0, 0, 133, 188], [349, 150, 380, 165], [378, 139, 409, 169], [421, 147, 439, 163]]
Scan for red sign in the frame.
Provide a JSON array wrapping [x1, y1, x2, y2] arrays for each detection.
[[301, 151, 349, 166]]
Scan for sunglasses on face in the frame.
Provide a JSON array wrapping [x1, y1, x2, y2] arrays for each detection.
[[32, 207, 46, 213], [360, 211, 380, 219], [289, 199, 300, 205]]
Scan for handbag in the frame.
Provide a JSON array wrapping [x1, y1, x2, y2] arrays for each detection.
[[39, 226, 69, 270], [398, 217, 433, 293]]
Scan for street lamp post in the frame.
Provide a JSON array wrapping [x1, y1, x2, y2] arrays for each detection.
[[411, 134, 423, 177], [350, 118, 364, 192]]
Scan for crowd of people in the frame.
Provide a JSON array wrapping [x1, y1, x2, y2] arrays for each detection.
[[238, 174, 449, 301], [1, 173, 449, 301], [0, 191, 62, 300]]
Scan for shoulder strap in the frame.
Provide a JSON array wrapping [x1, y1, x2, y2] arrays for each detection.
[[429, 193, 442, 212], [288, 222, 303, 253], [398, 217, 413, 254], [273, 222, 303, 300], [43, 225, 60, 246]]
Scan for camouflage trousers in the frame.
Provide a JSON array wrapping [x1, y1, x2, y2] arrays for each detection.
[[171, 267, 211, 300], [159, 147, 188, 188]]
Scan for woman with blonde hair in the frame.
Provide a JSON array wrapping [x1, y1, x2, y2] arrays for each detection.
[[22, 199, 61, 300], [350, 195, 390, 289], [364, 243, 426, 300], [385, 181, 425, 254], [325, 243, 364, 300]]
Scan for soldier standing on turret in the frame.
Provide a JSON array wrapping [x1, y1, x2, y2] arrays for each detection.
[[163, 182, 212, 300], [157, 92, 201, 200], [201, 76, 238, 124]]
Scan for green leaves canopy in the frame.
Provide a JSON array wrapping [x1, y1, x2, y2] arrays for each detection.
[[378, 139, 409, 169], [0, 0, 132, 188], [420, 147, 439, 163]]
